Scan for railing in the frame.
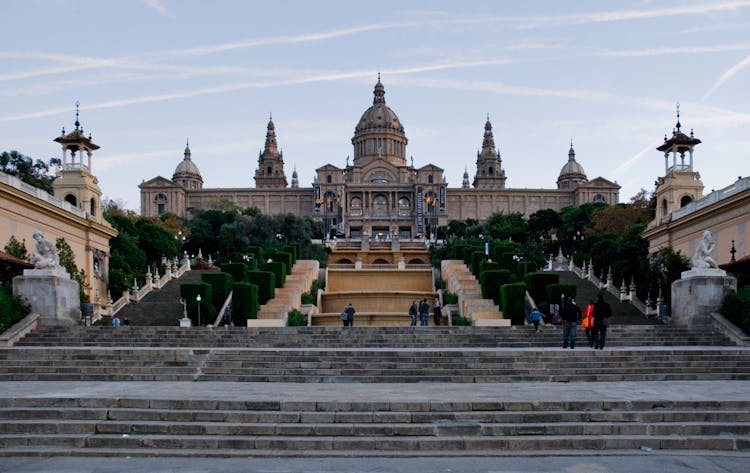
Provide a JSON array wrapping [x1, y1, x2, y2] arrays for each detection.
[[0, 171, 86, 218], [101, 258, 191, 318], [671, 176, 749, 221]]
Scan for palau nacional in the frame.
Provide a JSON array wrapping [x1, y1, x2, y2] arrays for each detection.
[[139, 77, 621, 239]]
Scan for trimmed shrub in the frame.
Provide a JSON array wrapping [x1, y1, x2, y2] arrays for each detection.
[[524, 272, 560, 307], [201, 272, 234, 312], [501, 282, 527, 326], [246, 246, 264, 261], [454, 316, 472, 326], [287, 309, 307, 326], [480, 269, 512, 306], [0, 284, 30, 333], [545, 283, 577, 307], [262, 261, 286, 288], [498, 252, 517, 273], [221, 263, 248, 283], [443, 292, 459, 305], [721, 286, 750, 335], [516, 261, 536, 278], [284, 244, 298, 265], [301, 292, 316, 305], [247, 271, 275, 304], [480, 260, 501, 275], [470, 251, 486, 277], [450, 243, 469, 261], [232, 282, 259, 322], [180, 283, 215, 326], [435, 279, 446, 290], [272, 252, 293, 275], [462, 246, 478, 266]]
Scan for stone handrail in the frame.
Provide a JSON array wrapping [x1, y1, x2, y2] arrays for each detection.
[[213, 290, 234, 327], [0, 313, 41, 347], [102, 259, 191, 318]]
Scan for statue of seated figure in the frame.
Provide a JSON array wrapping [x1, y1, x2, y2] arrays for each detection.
[[692, 230, 719, 269], [31, 230, 60, 269]]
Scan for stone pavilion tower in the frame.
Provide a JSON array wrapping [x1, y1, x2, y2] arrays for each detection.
[[254, 116, 288, 188], [473, 116, 506, 189]]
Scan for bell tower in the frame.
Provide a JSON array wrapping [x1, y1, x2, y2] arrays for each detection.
[[254, 115, 288, 188], [651, 103, 704, 225], [472, 115, 506, 189], [52, 102, 104, 224]]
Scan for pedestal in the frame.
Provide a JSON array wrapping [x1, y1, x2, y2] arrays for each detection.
[[13, 267, 81, 327], [671, 269, 736, 328]]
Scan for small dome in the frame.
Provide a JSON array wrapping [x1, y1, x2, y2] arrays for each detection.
[[173, 143, 202, 180], [557, 143, 586, 189], [558, 159, 586, 178], [354, 79, 405, 135]]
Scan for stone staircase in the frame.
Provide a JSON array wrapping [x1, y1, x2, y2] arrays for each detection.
[[441, 260, 507, 326], [102, 270, 209, 326], [0, 387, 748, 456], [553, 271, 647, 323], [254, 260, 319, 325], [2, 322, 749, 456]]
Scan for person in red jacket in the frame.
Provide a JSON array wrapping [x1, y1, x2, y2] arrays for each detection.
[[582, 299, 595, 347]]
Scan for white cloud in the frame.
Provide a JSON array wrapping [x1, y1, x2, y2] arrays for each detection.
[[142, 0, 171, 17], [703, 53, 750, 99]]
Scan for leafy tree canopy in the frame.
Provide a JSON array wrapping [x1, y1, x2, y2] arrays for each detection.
[[0, 150, 60, 194]]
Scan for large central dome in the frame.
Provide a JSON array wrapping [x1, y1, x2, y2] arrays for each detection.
[[351, 77, 408, 168]]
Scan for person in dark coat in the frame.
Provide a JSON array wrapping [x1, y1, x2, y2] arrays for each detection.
[[433, 297, 442, 326], [561, 297, 581, 349], [419, 298, 429, 326], [592, 293, 612, 349], [409, 301, 418, 326], [345, 303, 355, 327]]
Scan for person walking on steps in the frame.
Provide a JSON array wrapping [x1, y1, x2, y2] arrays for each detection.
[[561, 297, 581, 349], [592, 293, 612, 349], [582, 299, 595, 347], [529, 307, 543, 333], [345, 303, 356, 327], [433, 297, 442, 326], [419, 298, 429, 326], [409, 300, 418, 326]]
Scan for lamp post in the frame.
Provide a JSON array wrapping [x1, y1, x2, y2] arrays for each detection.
[[196, 294, 202, 327], [572, 230, 584, 263], [175, 230, 186, 258]]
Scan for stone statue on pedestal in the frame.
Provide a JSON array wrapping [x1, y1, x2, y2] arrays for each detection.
[[692, 230, 718, 269], [31, 231, 59, 269]]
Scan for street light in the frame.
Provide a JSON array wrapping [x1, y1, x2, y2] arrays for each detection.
[[175, 230, 186, 257], [196, 294, 202, 327]]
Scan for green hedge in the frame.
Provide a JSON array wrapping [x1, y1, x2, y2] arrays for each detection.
[[262, 262, 286, 288], [246, 245, 264, 261], [179, 283, 215, 326], [272, 252, 293, 275], [201, 272, 234, 313], [498, 252, 517, 273], [247, 270, 275, 304], [721, 286, 750, 335], [451, 243, 469, 261], [232, 282, 259, 322], [501, 282, 527, 326], [0, 285, 30, 333], [221, 263, 248, 283], [545, 283, 577, 307], [443, 292, 458, 305], [470, 251, 486, 277], [480, 269, 512, 306], [287, 309, 307, 326], [479, 260, 501, 275], [524, 272, 560, 307], [284, 244, 298, 265]]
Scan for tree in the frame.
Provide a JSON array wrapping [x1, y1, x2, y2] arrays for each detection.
[[0, 151, 60, 194], [55, 237, 88, 303], [4, 235, 29, 261]]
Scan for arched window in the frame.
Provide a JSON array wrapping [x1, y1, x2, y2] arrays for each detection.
[[398, 197, 410, 216], [267, 166, 272, 175], [89, 198, 96, 216], [680, 195, 693, 207], [428, 174, 434, 184], [593, 194, 606, 202], [326, 174, 332, 184], [350, 197, 363, 216], [373, 194, 388, 217], [661, 198, 668, 217], [489, 166, 494, 176], [65, 194, 77, 206]]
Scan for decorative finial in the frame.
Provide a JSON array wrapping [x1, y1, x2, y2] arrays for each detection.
[[269, 112, 272, 121], [486, 112, 490, 122], [377, 72, 381, 82], [61, 126, 65, 136], [570, 138, 574, 148], [74, 101, 80, 129], [730, 240, 737, 263], [675, 102, 681, 131], [186, 138, 189, 147]]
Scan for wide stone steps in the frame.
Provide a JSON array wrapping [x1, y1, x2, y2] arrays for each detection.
[[0, 398, 748, 456], [1, 347, 748, 382], [14, 325, 734, 348]]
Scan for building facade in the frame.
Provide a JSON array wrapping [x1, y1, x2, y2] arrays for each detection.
[[643, 107, 749, 265], [0, 107, 118, 306], [140, 78, 620, 238]]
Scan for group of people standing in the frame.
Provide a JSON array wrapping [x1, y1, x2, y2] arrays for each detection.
[[530, 293, 611, 349], [409, 298, 442, 326]]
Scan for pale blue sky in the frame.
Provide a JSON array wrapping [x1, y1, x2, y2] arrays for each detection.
[[2, 0, 749, 211]]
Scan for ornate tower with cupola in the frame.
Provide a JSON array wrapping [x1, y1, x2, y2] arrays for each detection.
[[651, 103, 704, 224], [557, 141, 588, 190], [52, 102, 105, 224], [254, 116, 288, 188], [173, 140, 203, 190], [472, 116, 506, 189]]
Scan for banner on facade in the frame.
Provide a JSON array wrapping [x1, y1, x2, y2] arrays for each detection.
[[439, 185, 446, 211], [416, 185, 424, 236]]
